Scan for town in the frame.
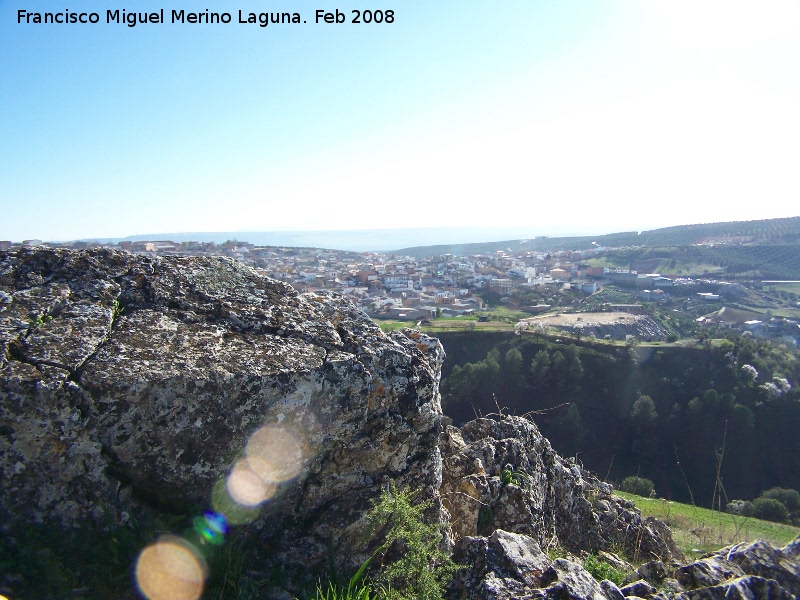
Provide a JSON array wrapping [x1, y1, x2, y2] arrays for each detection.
[[4, 236, 797, 343]]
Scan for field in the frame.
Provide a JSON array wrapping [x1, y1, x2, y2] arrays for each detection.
[[376, 318, 516, 334], [616, 491, 800, 557]]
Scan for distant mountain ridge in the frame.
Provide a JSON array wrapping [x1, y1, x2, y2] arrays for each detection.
[[79, 226, 610, 253], [391, 216, 800, 257], [75, 217, 800, 256]]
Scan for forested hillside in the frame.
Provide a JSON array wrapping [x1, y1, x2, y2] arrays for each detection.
[[394, 216, 800, 257], [438, 331, 800, 508]]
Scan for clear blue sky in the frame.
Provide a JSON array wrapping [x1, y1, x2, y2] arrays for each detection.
[[1, 0, 799, 241]]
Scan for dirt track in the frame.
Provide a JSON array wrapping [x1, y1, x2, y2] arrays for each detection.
[[521, 311, 668, 341]]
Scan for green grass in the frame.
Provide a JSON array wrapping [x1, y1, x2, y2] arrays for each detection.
[[654, 259, 725, 277], [374, 317, 515, 334], [769, 308, 800, 319], [762, 283, 800, 295], [616, 491, 800, 556], [376, 320, 408, 333]]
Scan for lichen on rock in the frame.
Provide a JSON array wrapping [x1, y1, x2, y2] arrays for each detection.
[[0, 248, 447, 568]]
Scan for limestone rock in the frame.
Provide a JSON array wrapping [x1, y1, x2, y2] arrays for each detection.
[[440, 415, 683, 563], [530, 558, 610, 600], [676, 557, 746, 590], [675, 536, 800, 599], [451, 530, 552, 599], [674, 576, 795, 600], [600, 579, 626, 600], [620, 579, 656, 598], [0, 248, 446, 577]]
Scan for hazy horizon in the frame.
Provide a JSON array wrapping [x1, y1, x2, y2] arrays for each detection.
[[4, 216, 794, 253]]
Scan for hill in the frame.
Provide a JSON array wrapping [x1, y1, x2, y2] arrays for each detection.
[[392, 216, 800, 257]]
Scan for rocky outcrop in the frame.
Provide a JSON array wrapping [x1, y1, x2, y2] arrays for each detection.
[[450, 533, 800, 600], [0, 247, 446, 576], [441, 416, 682, 563], [3, 247, 762, 599], [672, 538, 800, 600]]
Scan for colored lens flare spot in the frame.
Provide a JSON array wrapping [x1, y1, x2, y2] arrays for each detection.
[[245, 424, 306, 483], [226, 459, 276, 507], [192, 511, 228, 546], [135, 537, 206, 600]]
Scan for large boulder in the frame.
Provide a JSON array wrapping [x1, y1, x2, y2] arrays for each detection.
[[0, 248, 446, 578]]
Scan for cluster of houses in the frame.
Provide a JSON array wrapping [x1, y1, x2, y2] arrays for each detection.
[[4, 238, 624, 321], [5, 238, 796, 340]]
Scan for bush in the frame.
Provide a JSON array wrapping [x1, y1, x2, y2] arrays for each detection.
[[583, 555, 626, 586], [759, 488, 800, 514], [619, 476, 655, 498], [365, 483, 459, 600], [726, 500, 755, 517], [752, 497, 789, 523]]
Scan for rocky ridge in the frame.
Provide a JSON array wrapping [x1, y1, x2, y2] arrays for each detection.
[[1, 248, 796, 599]]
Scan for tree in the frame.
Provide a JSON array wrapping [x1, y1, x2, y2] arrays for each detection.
[[752, 497, 789, 523], [529, 350, 550, 388], [760, 487, 800, 514], [503, 348, 524, 393], [620, 476, 655, 497], [631, 395, 658, 426]]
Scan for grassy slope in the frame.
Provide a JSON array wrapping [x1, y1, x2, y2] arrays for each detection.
[[616, 491, 800, 557], [376, 318, 516, 333]]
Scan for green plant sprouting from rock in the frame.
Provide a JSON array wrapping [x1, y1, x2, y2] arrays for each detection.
[[583, 554, 627, 586], [28, 313, 53, 330], [500, 463, 531, 488], [362, 482, 460, 600]]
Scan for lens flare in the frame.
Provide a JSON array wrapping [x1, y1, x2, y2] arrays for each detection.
[[226, 459, 276, 507], [192, 511, 228, 546], [135, 537, 206, 600], [245, 424, 306, 483], [211, 478, 261, 525]]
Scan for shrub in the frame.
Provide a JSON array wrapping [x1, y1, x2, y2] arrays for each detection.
[[583, 555, 626, 586], [752, 497, 789, 523], [365, 483, 459, 600], [726, 499, 755, 517], [619, 476, 655, 498], [759, 487, 800, 514]]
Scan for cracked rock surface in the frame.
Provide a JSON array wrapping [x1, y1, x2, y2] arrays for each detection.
[[440, 416, 683, 563]]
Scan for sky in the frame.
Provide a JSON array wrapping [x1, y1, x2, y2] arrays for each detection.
[[1, 0, 799, 242]]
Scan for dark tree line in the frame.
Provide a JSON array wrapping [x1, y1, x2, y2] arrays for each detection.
[[438, 331, 800, 506]]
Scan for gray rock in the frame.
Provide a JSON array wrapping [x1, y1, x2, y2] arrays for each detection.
[[718, 539, 800, 596], [531, 558, 610, 600], [658, 578, 685, 598], [600, 579, 626, 600], [440, 415, 682, 562], [783, 534, 800, 562], [620, 580, 656, 598], [636, 560, 667, 585], [451, 530, 552, 599], [674, 537, 800, 600], [676, 558, 746, 590], [674, 576, 795, 600], [0, 248, 447, 577], [600, 551, 633, 574]]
